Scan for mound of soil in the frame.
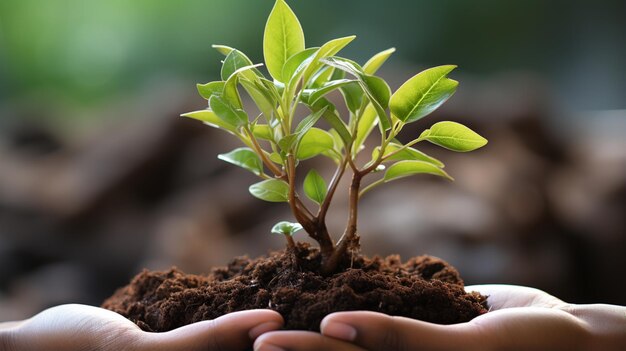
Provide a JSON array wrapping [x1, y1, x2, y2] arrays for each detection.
[[102, 243, 487, 332]]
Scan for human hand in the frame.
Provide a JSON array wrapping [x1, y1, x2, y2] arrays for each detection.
[[0, 304, 283, 351], [254, 284, 626, 351]]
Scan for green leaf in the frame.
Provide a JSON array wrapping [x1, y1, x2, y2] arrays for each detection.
[[222, 63, 265, 110], [321, 56, 391, 130], [384, 160, 453, 182], [263, 0, 305, 82], [304, 169, 327, 204], [296, 127, 334, 160], [282, 47, 318, 85], [252, 124, 273, 140], [271, 221, 303, 236], [352, 103, 378, 154], [222, 72, 243, 109], [295, 107, 327, 135], [240, 79, 275, 117], [377, 142, 444, 167], [363, 48, 396, 75], [328, 128, 345, 153], [321, 149, 342, 165], [278, 133, 299, 153], [249, 179, 290, 202], [420, 121, 488, 152], [390, 65, 458, 123], [339, 83, 364, 114], [320, 129, 344, 164], [278, 107, 328, 154], [309, 66, 335, 88], [330, 68, 346, 80], [209, 95, 247, 127], [305, 79, 356, 105], [260, 78, 282, 102], [310, 98, 352, 147], [212, 44, 235, 56], [221, 50, 254, 81], [273, 79, 285, 96], [360, 75, 391, 130], [181, 110, 236, 133], [302, 35, 356, 84], [320, 56, 363, 75], [197, 81, 225, 100], [362, 75, 391, 109], [269, 152, 284, 165], [217, 147, 263, 175]]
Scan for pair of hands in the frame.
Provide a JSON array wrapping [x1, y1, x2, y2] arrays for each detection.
[[1, 285, 623, 350]]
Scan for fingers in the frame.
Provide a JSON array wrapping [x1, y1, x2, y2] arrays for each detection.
[[143, 309, 284, 351], [320, 308, 590, 351], [320, 311, 482, 351], [254, 331, 366, 351]]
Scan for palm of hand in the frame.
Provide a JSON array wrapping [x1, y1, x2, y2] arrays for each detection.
[[451, 285, 589, 350], [8, 304, 282, 351], [14, 304, 148, 350]]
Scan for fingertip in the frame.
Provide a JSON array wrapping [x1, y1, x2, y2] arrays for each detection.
[[253, 332, 285, 351], [321, 311, 389, 342], [255, 344, 285, 351], [321, 310, 386, 326], [226, 310, 284, 340], [225, 309, 283, 325], [149, 309, 285, 350], [249, 321, 283, 340], [230, 308, 284, 320], [321, 321, 357, 342]]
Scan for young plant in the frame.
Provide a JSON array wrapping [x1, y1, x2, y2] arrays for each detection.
[[183, 0, 487, 275]]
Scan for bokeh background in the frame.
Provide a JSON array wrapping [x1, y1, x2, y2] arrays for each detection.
[[1, 0, 625, 321]]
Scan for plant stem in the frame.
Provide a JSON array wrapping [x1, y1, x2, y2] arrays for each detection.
[[285, 154, 335, 255], [314, 222, 336, 264], [318, 157, 348, 222], [296, 198, 315, 220], [321, 171, 362, 275], [286, 154, 314, 230], [285, 234, 296, 250], [244, 127, 283, 177]]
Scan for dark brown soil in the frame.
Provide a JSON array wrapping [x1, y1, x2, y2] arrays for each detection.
[[102, 243, 487, 332]]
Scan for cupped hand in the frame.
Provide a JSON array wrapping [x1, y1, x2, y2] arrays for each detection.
[[254, 284, 626, 351], [2, 304, 283, 351]]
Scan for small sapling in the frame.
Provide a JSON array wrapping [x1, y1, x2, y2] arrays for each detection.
[[183, 0, 487, 274]]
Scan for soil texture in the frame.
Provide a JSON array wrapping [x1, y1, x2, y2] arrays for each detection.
[[103, 243, 487, 332]]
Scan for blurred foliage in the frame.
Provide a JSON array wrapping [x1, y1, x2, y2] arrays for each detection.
[[1, 0, 625, 118]]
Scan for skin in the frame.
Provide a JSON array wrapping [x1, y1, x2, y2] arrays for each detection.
[[0, 304, 283, 351], [2, 285, 624, 350], [254, 284, 626, 351]]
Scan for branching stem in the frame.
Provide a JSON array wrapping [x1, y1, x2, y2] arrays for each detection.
[[321, 171, 362, 274], [318, 157, 348, 222], [244, 126, 284, 177], [287, 154, 315, 227]]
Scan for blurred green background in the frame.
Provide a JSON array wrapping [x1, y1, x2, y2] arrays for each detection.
[[1, 0, 625, 120], [1, 0, 625, 322]]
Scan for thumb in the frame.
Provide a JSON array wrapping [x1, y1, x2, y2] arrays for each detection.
[[142, 309, 284, 351], [321, 311, 481, 351]]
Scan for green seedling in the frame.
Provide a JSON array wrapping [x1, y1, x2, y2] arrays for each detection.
[[183, 0, 487, 275]]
